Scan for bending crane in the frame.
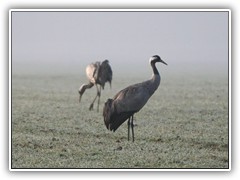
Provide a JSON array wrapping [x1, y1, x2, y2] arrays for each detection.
[[79, 60, 112, 112]]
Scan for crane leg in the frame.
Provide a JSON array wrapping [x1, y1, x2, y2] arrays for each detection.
[[97, 86, 101, 112], [131, 115, 134, 142], [127, 115, 134, 142], [89, 85, 100, 111], [127, 118, 130, 141]]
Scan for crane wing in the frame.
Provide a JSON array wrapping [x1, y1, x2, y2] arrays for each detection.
[[113, 82, 151, 113], [86, 62, 100, 84], [98, 60, 113, 88]]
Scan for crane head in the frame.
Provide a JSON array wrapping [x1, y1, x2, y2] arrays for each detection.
[[150, 55, 168, 65], [78, 85, 85, 103]]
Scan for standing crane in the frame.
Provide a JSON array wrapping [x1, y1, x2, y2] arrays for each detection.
[[103, 55, 167, 142], [79, 60, 112, 112]]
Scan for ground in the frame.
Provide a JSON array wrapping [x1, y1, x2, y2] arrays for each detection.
[[11, 73, 229, 169]]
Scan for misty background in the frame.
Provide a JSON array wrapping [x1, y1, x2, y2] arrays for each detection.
[[11, 11, 229, 79]]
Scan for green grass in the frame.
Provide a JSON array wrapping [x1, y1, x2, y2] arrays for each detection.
[[11, 73, 229, 169]]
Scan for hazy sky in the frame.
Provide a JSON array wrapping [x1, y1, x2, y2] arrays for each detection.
[[11, 10, 229, 77]]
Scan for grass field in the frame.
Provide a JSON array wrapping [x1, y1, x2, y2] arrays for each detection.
[[11, 73, 229, 169]]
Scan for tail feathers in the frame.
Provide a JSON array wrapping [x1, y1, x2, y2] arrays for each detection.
[[103, 99, 135, 132], [103, 99, 114, 130], [109, 112, 134, 131], [109, 81, 112, 89]]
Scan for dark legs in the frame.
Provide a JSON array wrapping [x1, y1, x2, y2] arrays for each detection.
[[89, 85, 101, 112], [131, 115, 134, 142], [127, 115, 134, 142], [97, 86, 101, 112], [128, 118, 130, 141]]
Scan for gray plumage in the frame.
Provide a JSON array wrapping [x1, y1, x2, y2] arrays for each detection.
[[103, 55, 167, 142], [79, 60, 112, 112]]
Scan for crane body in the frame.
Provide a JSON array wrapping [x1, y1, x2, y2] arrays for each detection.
[[79, 60, 112, 112], [103, 55, 167, 141]]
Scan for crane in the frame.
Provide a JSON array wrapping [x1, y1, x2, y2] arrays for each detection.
[[79, 60, 112, 112], [103, 55, 167, 142]]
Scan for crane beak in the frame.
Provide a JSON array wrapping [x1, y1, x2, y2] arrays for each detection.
[[79, 93, 82, 103], [161, 59, 168, 65]]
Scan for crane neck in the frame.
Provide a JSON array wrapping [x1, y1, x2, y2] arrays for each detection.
[[79, 82, 94, 95], [150, 61, 159, 75], [150, 61, 160, 94]]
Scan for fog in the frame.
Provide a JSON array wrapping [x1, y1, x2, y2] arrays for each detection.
[[11, 11, 229, 78]]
